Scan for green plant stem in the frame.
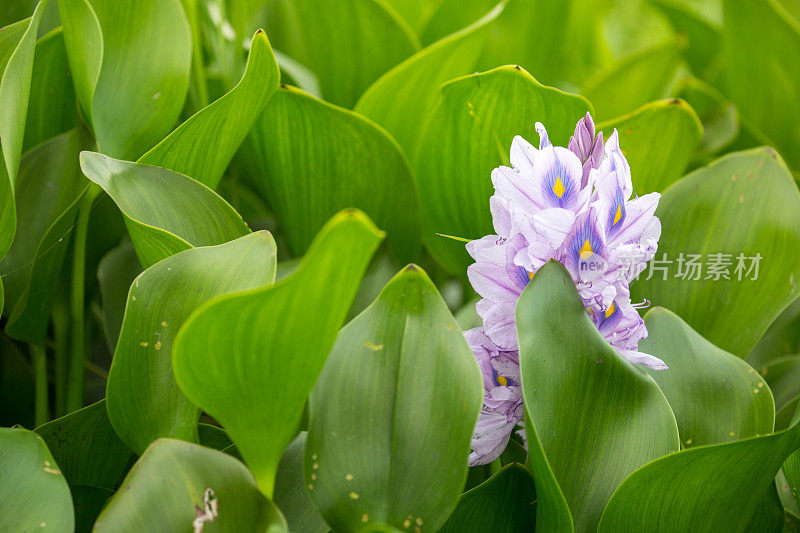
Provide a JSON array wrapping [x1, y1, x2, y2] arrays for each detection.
[[51, 293, 69, 417], [65, 186, 99, 413], [30, 342, 48, 426]]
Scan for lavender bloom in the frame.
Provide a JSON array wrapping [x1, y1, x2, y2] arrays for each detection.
[[464, 113, 666, 465]]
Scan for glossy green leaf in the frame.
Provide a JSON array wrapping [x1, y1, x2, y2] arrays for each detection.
[[762, 356, 800, 430], [582, 40, 684, 120], [723, 0, 800, 170], [1, 130, 87, 344], [748, 296, 800, 371], [413, 66, 591, 274], [97, 240, 141, 351], [244, 87, 421, 260], [93, 439, 286, 532], [22, 28, 77, 152], [597, 98, 703, 194], [598, 419, 800, 532], [197, 423, 233, 451], [0, 427, 74, 532], [36, 401, 135, 532], [305, 265, 482, 531], [439, 464, 537, 533], [79, 152, 250, 268], [676, 77, 739, 160], [0, 0, 45, 185], [383, 0, 438, 31], [650, 0, 721, 76], [640, 307, 774, 447], [288, 0, 420, 107], [58, 0, 191, 159], [273, 432, 328, 533], [354, 1, 504, 159], [138, 30, 280, 189], [517, 260, 679, 532], [107, 232, 277, 455], [633, 148, 800, 357], [173, 209, 384, 497]]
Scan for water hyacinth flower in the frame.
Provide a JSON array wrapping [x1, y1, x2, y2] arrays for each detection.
[[465, 113, 666, 465]]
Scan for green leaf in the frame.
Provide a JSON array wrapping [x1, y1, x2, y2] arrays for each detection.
[[722, 0, 800, 170], [79, 151, 250, 268], [305, 265, 482, 531], [244, 86, 421, 261], [675, 77, 739, 160], [138, 30, 280, 189], [582, 40, 684, 121], [383, 0, 438, 31], [273, 432, 328, 533], [1, 130, 87, 344], [748, 296, 800, 371], [0, 0, 45, 185], [93, 439, 286, 532], [36, 401, 136, 532], [438, 464, 537, 533], [0, 427, 74, 532], [97, 240, 141, 351], [762, 356, 800, 430], [58, 0, 192, 159], [287, 0, 420, 108], [650, 0, 721, 76], [22, 28, 77, 152], [197, 423, 233, 451], [107, 232, 277, 455], [597, 98, 703, 194], [517, 260, 679, 532], [413, 66, 591, 274], [633, 148, 800, 357], [172, 209, 384, 497], [354, 1, 504, 159], [598, 420, 800, 531], [640, 307, 775, 447]]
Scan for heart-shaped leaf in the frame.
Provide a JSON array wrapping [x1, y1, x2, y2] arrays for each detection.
[[172, 209, 384, 497], [723, 0, 800, 170], [640, 307, 774, 447], [93, 439, 285, 532], [243, 86, 420, 261], [439, 463, 537, 533], [0, 427, 74, 532], [413, 66, 591, 274], [517, 260, 679, 532], [305, 265, 482, 531], [583, 40, 684, 120], [597, 98, 703, 194], [58, 0, 191, 159], [79, 152, 250, 268], [354, 1, 504, 160], [107, 232, 277, 455], [632, 148, 800, 358], [36, 401, 135, 531], [138, 29, 280, 189], [598, 417, 800, 532], [283, 0, 420, 107]]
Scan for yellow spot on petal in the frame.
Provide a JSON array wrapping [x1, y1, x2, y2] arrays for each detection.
[[346, 474, 353, 481], [579, 239, 593, 260], [528, 270, 535, 280], [404, 519, 411, 528], [364, 340, 383, 351], [613, 204, 622, 225], [553, 176, 565, 198], [154, 341, 162, 351], [496, 375, 508, 386], [349, 492, 359, 500], [605, 303, 615, 319], [362, 514, 368, 522], [140, 342, 149, 347]]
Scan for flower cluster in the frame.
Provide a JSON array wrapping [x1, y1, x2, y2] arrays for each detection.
[[465, 113, 666, 465]]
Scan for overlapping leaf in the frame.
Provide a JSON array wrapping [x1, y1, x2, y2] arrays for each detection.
[[517, 261, 679, 532], [172, 210, 383, 497], [413, 66, 591, 274], [0, 427, 74, 532], [138, 29, 280, 189], [58, 0, 192, 159], [761, 356, 800, 430], [79, 152, 250, 268], [633, 148, 800, 357], [305, 266, 482, 531], [93, 439, 285, 532], [244, 87, 420, 260], [640, 307, 774, 446], [597, 99, 703, 194]]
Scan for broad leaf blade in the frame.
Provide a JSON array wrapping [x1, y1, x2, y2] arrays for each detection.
[[172, 209, 384, 497], [305, 265, 482, 531]]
